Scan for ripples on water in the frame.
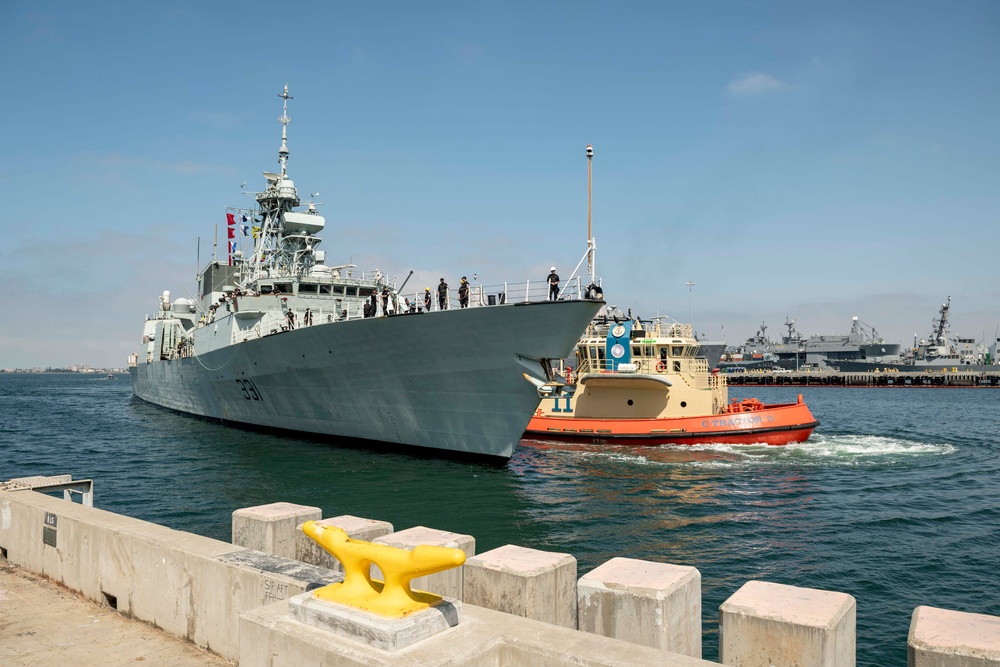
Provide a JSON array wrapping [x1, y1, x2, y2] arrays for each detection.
[[1, 377, 998, 666]]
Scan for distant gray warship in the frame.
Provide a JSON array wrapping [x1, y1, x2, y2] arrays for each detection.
[[718, 316, 901, 371], [129, 86, 602, 461], [826, 297, 998, 372], [801, 316, 900, 369], [717, 323, 776, 371]]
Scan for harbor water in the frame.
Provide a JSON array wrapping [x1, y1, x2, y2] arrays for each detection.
[[1, 373, 997, 665]]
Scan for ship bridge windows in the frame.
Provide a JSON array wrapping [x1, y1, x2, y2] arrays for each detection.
[[298, 283, 319, 295], [273, 283, 293, 294], [672, 346, 683, 357], [331, 285, 345, 295], [357, 287, 374, 297], [319, 285, 334, 295]]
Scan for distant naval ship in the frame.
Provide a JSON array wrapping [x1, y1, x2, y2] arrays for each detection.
[[718, 316, 902, 371], [128, 86, 602, 461], [825, 297, 998, 372]]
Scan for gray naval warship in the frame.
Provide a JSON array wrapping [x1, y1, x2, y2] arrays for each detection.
[[129, 86, 602, 462], [825, 297, 997, 372]]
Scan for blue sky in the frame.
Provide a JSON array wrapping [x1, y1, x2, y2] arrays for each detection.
[[1, 1, 998, 368]]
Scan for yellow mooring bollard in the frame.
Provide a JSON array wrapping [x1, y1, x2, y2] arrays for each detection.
[[301, 520, 466, 618]]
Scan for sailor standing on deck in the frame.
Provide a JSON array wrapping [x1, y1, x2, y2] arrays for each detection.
[[437, 278, 448, 310], [424, 287, 432, 313], [547, 267, 560, 301], [458, 277, 470, 309]]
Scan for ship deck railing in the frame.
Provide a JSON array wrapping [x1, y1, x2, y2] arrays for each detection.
[[199, 275, 602, 346], [573, 357, 727, 393]]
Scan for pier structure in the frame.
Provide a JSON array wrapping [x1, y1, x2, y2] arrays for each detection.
[[2, 477, 999, 666], [723, 369, 1000, 388]]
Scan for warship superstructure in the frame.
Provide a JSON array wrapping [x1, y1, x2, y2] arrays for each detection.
[[128, 86, 602, 461]]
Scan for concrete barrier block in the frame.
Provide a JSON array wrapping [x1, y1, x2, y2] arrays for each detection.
[[0, 494, 45, 569], [464, 543, 577, 629], [295, 514, 393, 572], [96, 527, 135, 614], [288, 590, 462, 652], [373, 526, 475, 601], [242, 597, 722, 667], [232, 502, 321, 559], [720, 580, 855, 667], [578, 556, 702, 657], [908, 605, 1000, 666], [132, 533, 191, 638]]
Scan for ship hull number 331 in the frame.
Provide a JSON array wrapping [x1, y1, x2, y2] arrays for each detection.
[[235, 379, 264, 401]]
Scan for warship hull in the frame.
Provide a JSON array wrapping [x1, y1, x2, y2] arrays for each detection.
[[131, 300, 601, 461]]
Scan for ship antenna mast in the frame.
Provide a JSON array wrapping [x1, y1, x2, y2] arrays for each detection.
[[278, 84, 292, 177], [586, 144, 595, 282]]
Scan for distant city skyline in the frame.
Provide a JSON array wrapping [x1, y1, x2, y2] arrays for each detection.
[[1, 2, 998, 368]]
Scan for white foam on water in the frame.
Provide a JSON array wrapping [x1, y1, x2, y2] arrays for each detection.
[[528, 434, 956, 470]]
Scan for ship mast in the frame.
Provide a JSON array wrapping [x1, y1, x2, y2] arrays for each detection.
[[245, 85, 303, 284], [278, 85, 292, 177], [586, 144, 595, 283], [931, 296, 951, 345]]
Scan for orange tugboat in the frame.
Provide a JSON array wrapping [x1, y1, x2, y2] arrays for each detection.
[[525, 315, 819, 446]]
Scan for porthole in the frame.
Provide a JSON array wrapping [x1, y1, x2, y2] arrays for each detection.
[[680, 401, 687, 408], [627, 399, 634, 406]]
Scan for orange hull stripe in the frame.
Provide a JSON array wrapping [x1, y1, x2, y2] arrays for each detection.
[[526, 403, 818, 439]]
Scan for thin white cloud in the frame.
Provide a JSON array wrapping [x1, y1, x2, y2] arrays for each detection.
[[25, 12, 61, 43], [89, 153, 238, 176], [191, 110, 252, 129], [457, 41, 486, 66], [726, 72, 788, 97]]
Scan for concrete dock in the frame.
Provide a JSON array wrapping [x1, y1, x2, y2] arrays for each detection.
[[0, 560, 231, 666], [3, 477, 999, 666]]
